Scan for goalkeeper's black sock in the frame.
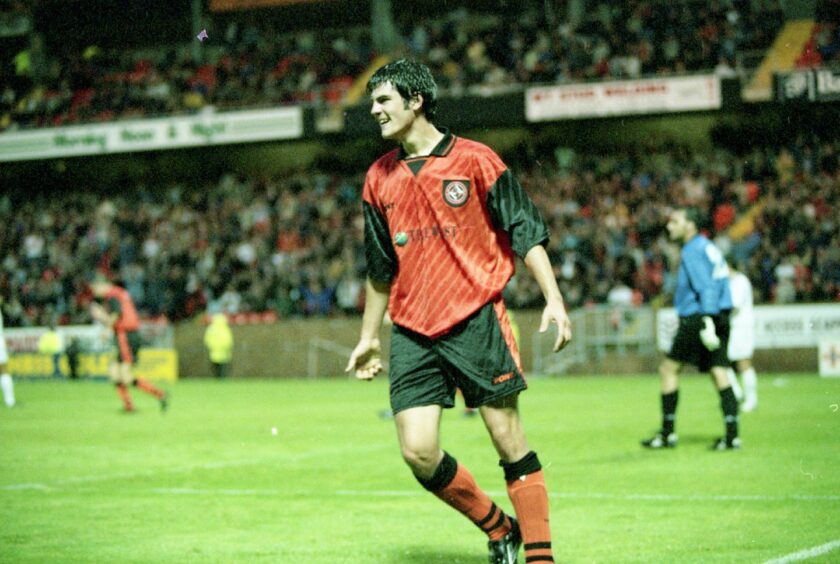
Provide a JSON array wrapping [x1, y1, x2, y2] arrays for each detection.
[[719, 386, 739, 440], [661, 391, 678, 435]]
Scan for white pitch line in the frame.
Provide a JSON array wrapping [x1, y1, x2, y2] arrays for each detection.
[[0, 459, 272, 491], [152, 487, 280, 496], [336, 489, 840, 502], [144, 488, 840, 503], [0, 444, 388, 491], [764, 539, 840, 563], [0, 483, 51, 491], [548, 492, 840, 502]]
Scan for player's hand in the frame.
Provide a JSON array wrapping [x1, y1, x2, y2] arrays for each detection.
[[345, 338, 383, 381], [540, 299, 572, 352], [700, 316, 721, 351]]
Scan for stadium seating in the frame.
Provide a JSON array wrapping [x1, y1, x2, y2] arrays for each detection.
[[1, 139, 837, 328], [2, 1, 784, 131]]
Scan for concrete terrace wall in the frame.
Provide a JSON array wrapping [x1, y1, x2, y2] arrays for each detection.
[[174, 311, 820, 379]]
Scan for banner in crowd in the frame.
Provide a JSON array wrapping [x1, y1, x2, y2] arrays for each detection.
[[211, 0, 321, 10], [3, 324, 178, 381], [0, 106, 304, 162], [657, 304, 840, 352], [525, 75, 721, 122], [7, 350, 177, 382], [775, 68, 840, 103]]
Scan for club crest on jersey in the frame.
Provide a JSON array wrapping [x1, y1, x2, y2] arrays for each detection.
[[442, 180, 470, 208]]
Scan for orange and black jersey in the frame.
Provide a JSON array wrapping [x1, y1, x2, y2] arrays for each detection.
[[363, 129, 549, 338], [104, 285, 141, 332]]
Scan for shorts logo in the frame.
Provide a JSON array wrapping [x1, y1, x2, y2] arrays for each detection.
[[492, 372, 514, 385], [442, 180, 470, 207]]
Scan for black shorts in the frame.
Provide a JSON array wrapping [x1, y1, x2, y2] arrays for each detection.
[[388, 298, 526, 414], [114, 331, 142, 365], [667, 312, 730, 372]]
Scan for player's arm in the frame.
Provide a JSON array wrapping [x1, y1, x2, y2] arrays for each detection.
[[347, 188, 397, 380], [729, 275, 747, 314], [484, 163, 571, 352], [524, 245, 572, 352], [683, 248, 720, 315], [684, 247, 723, 350], [346, 278, 390, 380]]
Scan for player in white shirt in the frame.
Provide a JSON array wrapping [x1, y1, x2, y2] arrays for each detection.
[[727, 264, 758, 412], [0, 297, 16, 408]]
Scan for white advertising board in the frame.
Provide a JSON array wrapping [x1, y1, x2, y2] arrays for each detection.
[[526, 75, 721, 122], [657, 305, 840, 352], [0, 106, 303, 162]]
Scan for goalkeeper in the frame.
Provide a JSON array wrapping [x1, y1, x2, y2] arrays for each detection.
[[642, 208, 740, 451]]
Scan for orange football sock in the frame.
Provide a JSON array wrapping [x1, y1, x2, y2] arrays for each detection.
[[504, 453, 553, 562], [419, 452, 512, 541]]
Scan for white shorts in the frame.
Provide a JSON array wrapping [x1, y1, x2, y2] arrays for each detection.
[[0, 336, 8, 365], [727, 330, 754, 362]]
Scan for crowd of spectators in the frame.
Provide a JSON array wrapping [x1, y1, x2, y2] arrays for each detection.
[[796, 22, 840, 68], [797, 0, 840, 68], [411, 0, 782, 93], [1, 135, 837, 328], [1, 0, 784, 131]]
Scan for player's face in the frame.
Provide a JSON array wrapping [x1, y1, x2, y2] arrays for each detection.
[[666, 211, 689, 242], [370, 81, 418, 141]]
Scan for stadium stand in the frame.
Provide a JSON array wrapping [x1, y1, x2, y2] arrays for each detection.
[[2, 0, 784, 131], [0, 1, 836, 328], [1, 136, 837, 327]]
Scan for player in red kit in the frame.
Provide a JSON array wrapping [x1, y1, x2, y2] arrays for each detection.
[[346, 59, 571, 564], [90, 276, 168, 413]]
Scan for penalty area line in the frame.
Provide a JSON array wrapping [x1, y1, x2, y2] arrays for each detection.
[[764, 539, 840, 564]]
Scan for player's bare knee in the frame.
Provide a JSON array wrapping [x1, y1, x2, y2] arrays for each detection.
[[400, 445, 440, 475]]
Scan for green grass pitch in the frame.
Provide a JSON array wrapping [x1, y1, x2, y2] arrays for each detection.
[[1, 374, 839, 563]]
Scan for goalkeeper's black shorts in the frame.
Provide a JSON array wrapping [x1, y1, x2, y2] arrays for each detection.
[[667, 312, 731, 372]]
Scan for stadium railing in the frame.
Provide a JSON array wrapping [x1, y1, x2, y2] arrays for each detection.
[[532, 305, 656, 375]]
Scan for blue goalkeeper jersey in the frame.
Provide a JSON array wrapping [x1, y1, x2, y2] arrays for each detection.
[[674, 234, 733, 316]]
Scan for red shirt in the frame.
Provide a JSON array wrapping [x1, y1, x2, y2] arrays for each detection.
[[363, 130, 548, 338], [105, 286, 141, 332]]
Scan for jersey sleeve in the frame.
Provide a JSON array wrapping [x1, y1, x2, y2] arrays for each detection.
[[683, 246, 718, 315], [485, 168, 549, 258], [362, 172, 397, 284]]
